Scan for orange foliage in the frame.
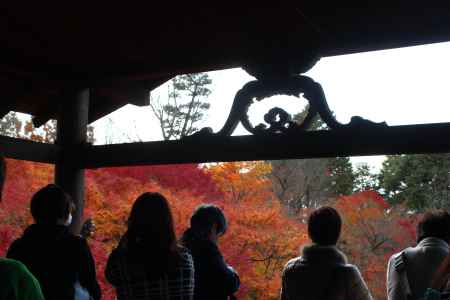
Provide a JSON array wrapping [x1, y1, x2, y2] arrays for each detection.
[[334, 191, 416, 300], [0, 159, 418, 300], [0, 159, 54, 259], [208, 161, 273, 204], [208, 161, 306, 299], [223, 201, 306, 299]]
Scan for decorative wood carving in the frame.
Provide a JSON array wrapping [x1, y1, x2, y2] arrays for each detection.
[[188, 75, 386, 139]]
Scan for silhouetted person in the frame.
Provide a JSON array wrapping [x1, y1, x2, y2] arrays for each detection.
[[7, 184, 101, 300], [106, 192, 194, 299], [281, 206, 372, 300], [181, 204, 240, 300], [387, 210, 450, 300], [0, 156, 45, 300]]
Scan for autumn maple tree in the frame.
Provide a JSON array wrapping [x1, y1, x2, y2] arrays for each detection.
[[333, 191, 416, 300], [207, 161, 307, 299], [0, 156, 421, 300]]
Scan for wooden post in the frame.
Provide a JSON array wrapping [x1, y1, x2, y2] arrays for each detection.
[[55, 88, 89, 234]]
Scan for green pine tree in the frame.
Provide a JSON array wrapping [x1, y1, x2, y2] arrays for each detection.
[[150, 73, 212, 140]]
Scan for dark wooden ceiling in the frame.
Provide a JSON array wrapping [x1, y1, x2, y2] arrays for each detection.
[[1, 2, 450, 124]]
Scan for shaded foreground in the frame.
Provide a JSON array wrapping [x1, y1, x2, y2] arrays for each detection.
[[0, 159, 417, 299]]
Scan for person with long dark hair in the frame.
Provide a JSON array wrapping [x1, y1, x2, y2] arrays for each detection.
[[106, 192, 194, 300]]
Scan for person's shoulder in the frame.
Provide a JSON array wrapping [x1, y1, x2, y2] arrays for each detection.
[[105, 246, 127, 270], [0, 258, 32, 275], [341, 263, 370, 281], [341, 263, 362, 274], [282, 257, 303, 274], [387, 248, 410, 264], [67, 232, 88, 245], [191, 239, 221, 256], [8, 235, 24, 249], [0, 258, 24, 268]]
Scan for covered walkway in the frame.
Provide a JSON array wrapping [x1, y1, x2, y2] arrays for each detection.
[[1, 3, 450, 231]]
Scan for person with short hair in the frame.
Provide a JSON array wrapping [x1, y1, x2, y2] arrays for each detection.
[[106, 192, 195, 299], [7, 184, 101, 300], [280, 206, 372, 300], [387, 210, 450, 300], [0, 156, 46, 300], [181, 204, 240, 300], [29, 184, 74, 225]]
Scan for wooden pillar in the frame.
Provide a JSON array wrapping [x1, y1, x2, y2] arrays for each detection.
[[55, 88, 89, 234]]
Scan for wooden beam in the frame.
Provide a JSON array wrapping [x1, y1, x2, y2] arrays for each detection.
[[31, 77, 168, 128], [0, 135, 59, 164], [81, 122, 450, 168]]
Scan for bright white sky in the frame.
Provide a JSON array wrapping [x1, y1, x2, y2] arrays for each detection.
[[91, 41, 450, 171]]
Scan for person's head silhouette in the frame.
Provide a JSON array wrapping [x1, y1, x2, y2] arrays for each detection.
[[30, 184, 73, 226], [190, 204, 228, 243], [308, 206, 342, 246]]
